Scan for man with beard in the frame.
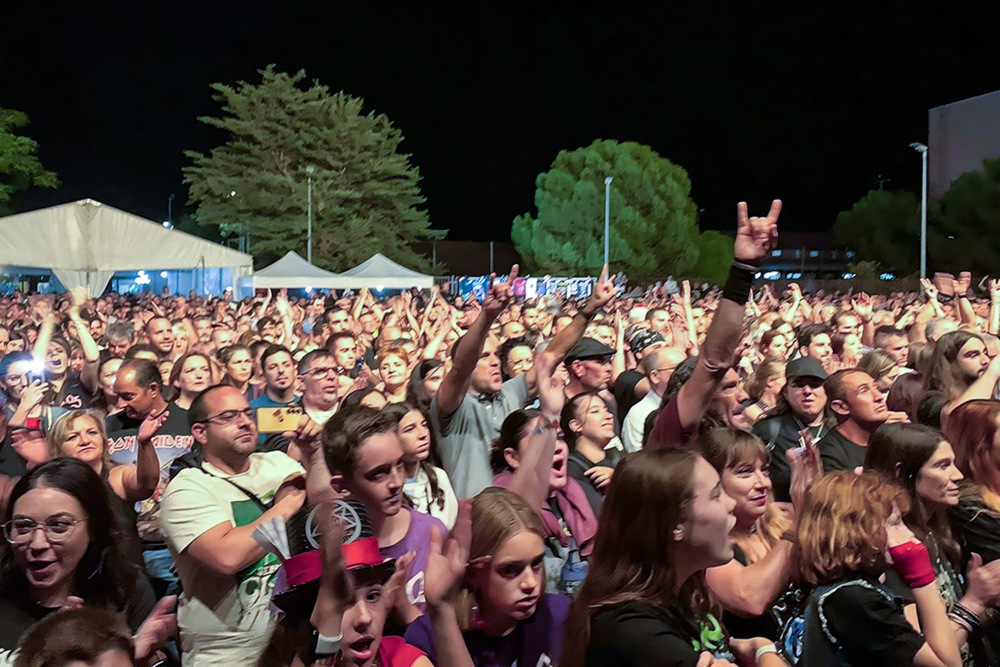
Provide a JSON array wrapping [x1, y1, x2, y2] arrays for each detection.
[[796, 324, 833, 367], [144, 316, 175, 359], [752, 357, 829, 501], [161, 385, 307, 666], [107, 358, 194, 594], [648, 200, 782, 449], [818, 369, 907, 473], [432, 265, 615, 498]]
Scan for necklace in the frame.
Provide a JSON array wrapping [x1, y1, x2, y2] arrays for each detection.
[[792, 416, 825, 442]]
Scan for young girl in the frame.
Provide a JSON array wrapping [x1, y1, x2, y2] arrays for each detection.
[[406, 488, 571, 667], [491, 408, 598, 596], [561, 392, 620, 517], [382, 403, 458, 529]]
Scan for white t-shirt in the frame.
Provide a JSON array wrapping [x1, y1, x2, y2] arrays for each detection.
[[403, 465, 459, 529], [161, 452, 305, 666]]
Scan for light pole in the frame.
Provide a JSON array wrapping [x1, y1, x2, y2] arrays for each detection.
[[168, 193, 175, 227], [306, 166, 315, 263], [910, 142, 928, 279], [604, 176, 613, 265]]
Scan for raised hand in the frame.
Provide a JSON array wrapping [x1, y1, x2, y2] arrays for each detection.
[[423, 525, 470, 608], [481, 265, 519, 319], [587, 264, 616, 312], [138, 409, 170, 445], [734, 200, 781, 266], [920, 278, 939, 302], [851, 292, 873, 321], [991, 279, 1000, 302]]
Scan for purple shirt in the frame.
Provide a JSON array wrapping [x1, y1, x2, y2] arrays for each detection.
[[381, 509, 447, 612], [404, 594, 570, 667]]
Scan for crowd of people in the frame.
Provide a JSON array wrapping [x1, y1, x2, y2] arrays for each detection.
[[3, 199, 1000, 665]]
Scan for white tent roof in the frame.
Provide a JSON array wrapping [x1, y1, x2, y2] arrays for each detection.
[[330, 253, 433, 289], [0, 199, 253, 294], [251, 251, 343, 289]]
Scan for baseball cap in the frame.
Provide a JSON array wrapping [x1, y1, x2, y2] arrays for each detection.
[[785, 357, 828, 381]]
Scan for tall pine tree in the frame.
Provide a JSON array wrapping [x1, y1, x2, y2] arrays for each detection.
[[183, 67, 444, 271]]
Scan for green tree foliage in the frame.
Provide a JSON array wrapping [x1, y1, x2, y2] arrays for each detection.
[[0, 107, 59, 207], [929, 158, 1000, 273], [183, 67, 443, 271], [691, 231, 734, 285], [832, 189, 920, 275], [512, 140, 703, 279]]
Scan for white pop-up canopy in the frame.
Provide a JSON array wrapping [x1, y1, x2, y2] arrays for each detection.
[[330, 253, 433, 289], [0, 199, 253, 294], [250, 251, 342, 289]]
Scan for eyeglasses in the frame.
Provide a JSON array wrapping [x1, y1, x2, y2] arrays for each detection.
[[3, 517, 86, 544], [302, 366, 339, 380], [199, 407, 255, 426]]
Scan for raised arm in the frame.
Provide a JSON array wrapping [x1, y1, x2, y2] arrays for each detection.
[[67, 289, 100, 393], [435, 266, 518, 416], [109, 409, 168, 503], [657, 200, 780, 437], [525, 264, 617, 392]]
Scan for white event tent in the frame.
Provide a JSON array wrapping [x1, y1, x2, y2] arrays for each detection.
[[245, 251, 343, 290], [329, 253, 434, 290], [0, 199, 253, 294]]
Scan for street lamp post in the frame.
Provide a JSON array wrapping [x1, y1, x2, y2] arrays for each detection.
[[306, 166, 315, 264], [910, 143, 928, 279], [168, 193, 175, 227], [604, 177, 613, 266]]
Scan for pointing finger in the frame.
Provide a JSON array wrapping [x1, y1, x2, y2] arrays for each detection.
[[508, 264, 520, 284], [599, 263, 609, 284]]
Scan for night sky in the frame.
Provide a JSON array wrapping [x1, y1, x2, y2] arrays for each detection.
[[3, 2, 999, 243]]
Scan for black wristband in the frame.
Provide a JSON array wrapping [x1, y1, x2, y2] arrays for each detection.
[[722, 264, 754, 304]]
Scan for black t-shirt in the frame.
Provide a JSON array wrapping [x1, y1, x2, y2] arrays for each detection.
[[49, 371, 93, 410], [818, 428, 867, 474], [802, 575, 923, 667], [0, 436, 27, 478], [588, 601, 704, 667], [753, 414, 829, 502], [0, 565, 157, 650], [613, 369, 644, 423], [567, 448, 621, 518]]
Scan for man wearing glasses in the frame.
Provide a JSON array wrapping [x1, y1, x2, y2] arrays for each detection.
[[298, 349, 342, 428], [161, 384, 310, 666]]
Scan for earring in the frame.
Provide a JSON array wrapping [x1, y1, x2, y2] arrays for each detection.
[[471, 604, 486, 631]]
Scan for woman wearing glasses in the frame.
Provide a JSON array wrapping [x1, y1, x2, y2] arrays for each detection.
[[0, 457, 157, 651]]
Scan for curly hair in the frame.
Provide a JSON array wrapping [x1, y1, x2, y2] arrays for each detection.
[[797, 471, 910, 585]]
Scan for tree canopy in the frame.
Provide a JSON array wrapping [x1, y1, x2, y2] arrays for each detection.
[[0, 107, 59, 210], [511, 139, 706, 279], [835, 159, 1000, 275], [183, 66, 443, 272], [832, 189, 920, 275]]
